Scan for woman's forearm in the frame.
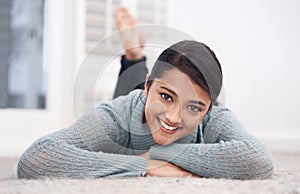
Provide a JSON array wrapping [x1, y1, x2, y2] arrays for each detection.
[[149, 139, 274, 179], [17, 136, 147, 179]]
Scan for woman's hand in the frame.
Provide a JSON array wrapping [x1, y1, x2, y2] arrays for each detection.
[[139, 152, 199, 177]]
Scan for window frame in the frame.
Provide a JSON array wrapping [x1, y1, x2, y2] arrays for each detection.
[[0, 0, 86, 156]]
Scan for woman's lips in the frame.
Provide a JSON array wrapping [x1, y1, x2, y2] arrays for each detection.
[[157, 118, 179, 134]]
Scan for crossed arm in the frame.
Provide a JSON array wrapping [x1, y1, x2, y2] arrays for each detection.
[[17, 95, 273, 179]]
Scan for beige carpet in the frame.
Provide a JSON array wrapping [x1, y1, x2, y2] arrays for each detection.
[[1, 151, 299, 194]]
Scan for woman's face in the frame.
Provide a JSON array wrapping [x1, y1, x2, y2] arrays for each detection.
[[144, 68, 211, 145]]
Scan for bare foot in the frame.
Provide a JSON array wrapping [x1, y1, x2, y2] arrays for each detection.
[[116, 7, 145, 60]]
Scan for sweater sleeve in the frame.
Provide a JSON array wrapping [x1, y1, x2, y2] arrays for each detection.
[[17, 99, 147, 179], [149, 106, 274, 180], [113, 55, 148, 98]]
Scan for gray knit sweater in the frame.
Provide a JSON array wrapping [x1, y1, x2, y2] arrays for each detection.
[[17, 90, 274, 179]]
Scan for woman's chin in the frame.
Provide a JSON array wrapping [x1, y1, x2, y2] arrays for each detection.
[[149, 124, 179, 145], [152, 133, 175, 145]]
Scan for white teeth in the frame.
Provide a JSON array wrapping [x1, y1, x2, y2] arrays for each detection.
[[159, 119, 178, 131]]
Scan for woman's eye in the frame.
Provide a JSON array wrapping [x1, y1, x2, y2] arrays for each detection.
[[187, 105, 201, 113], [161, 93, 172, 102]]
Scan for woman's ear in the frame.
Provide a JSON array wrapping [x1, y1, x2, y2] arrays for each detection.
[[144, 74, 149, 96]]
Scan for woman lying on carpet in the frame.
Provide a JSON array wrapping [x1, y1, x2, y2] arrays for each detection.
[[17, 7, 274, 179]]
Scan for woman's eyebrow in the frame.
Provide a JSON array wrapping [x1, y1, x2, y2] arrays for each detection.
[[160, 86, 206, 107], [190, 100, 206, 107], [160, 86, 177, 97]]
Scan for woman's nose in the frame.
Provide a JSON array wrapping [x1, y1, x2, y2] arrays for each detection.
[[165, 104, 182, 124]]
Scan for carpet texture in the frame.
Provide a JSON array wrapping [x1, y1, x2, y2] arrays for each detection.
[[1, 151, 299, 194]]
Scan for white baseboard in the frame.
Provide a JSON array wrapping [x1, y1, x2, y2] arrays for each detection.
[[259, 137, 300, 153]]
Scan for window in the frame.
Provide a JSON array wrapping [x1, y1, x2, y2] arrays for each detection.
[[0, 0, 45, 109], [85, 0, 169, 54]]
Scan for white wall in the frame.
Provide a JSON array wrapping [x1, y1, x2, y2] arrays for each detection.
[[169, 0, 300, 149]]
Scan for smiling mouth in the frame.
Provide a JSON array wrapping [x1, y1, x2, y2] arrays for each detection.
[[158, 118, 179, 132]]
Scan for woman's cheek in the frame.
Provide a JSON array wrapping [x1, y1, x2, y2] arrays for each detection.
[[183, 114, 202, 132], [145, 100, 166, 121]]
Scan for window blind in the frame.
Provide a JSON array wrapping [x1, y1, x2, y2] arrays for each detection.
[[85, 0, 169, 55]]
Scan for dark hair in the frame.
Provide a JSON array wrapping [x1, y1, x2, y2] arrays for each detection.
[[146, 40, 223, 104]]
